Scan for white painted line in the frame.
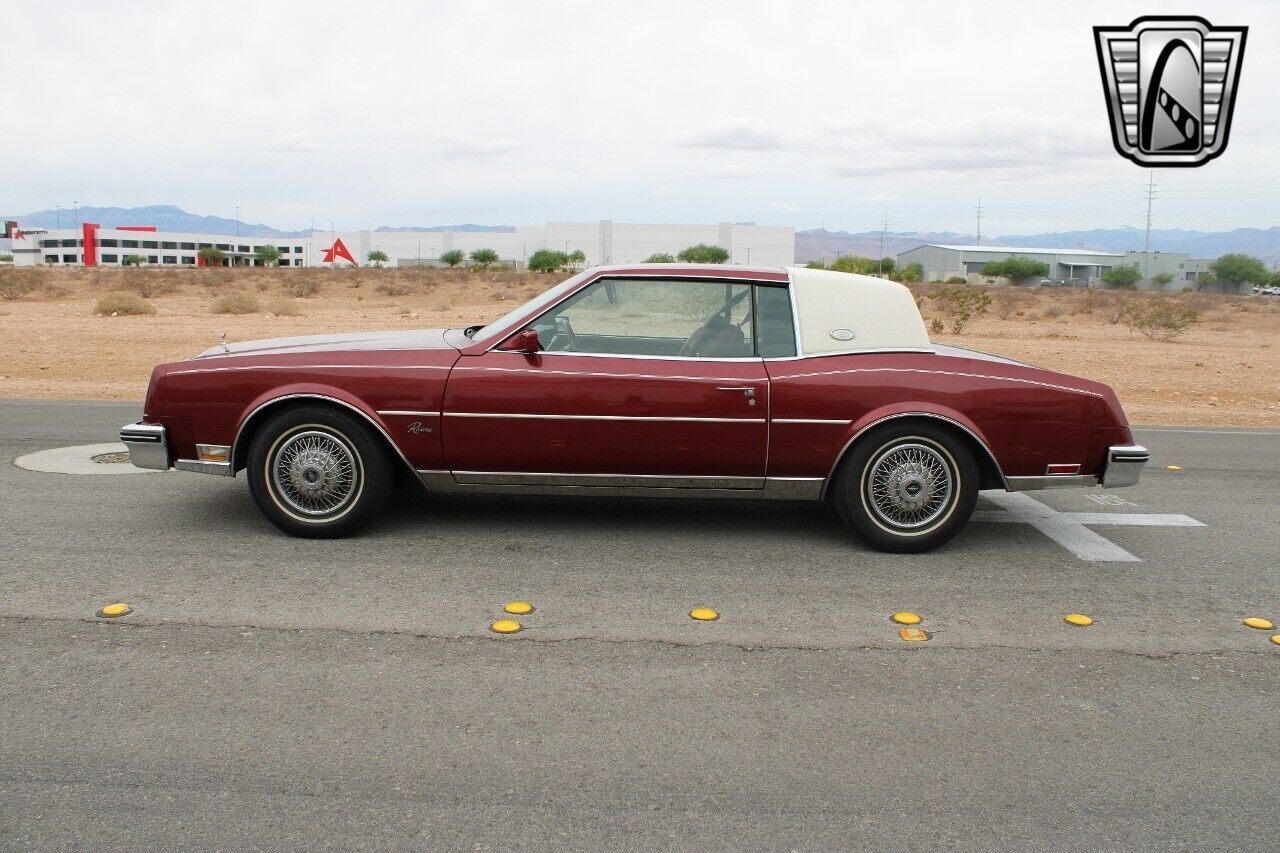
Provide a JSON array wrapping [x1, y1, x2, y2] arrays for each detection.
[[1133, 427, 1280, 436], [980, 492, 1142, 562], [1062, 512, 1205, 527]]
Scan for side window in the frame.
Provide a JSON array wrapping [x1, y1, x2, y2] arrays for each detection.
[[528, 278, 755, 358], [754, 285, 797, 357]]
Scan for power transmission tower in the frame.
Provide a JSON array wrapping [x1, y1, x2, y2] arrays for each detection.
[[975, 197, 983, 246], [877, 216, 888, 275], [1142, 174, 1156, 284]]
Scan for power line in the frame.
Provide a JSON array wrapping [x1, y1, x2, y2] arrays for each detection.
[[1143, 173, 1156, 282], [975, 197, 982, 245]]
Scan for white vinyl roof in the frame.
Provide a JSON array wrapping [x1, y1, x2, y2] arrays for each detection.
[[915, 244, 1126, 257], [788, 267, 932, 355]]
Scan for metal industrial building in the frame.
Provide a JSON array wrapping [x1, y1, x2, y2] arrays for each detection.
[[897, 244, 1126, 285], [8, 220, 794, 269]]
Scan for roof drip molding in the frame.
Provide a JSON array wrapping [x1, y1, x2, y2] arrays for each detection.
[[787, 267, 933, 355]]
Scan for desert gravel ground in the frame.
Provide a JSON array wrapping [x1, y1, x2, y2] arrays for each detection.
[[2, 267, 1278, 426]]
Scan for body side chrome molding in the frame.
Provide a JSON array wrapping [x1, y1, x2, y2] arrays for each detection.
[[376, 410, 442, 417], [443, 412, 766, 424], [1006, 474, 1098, 491], [416, 469, 822, 501], [175, 459, 233, 477], [821, 411, 1010, 496], [230, 393, 417, 478], [772, 418, 851, 425]]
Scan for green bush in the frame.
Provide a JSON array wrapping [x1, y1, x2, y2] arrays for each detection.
[[645, 253, 676, 264], [94, 291, 156, 316], [676, 243, 730, 264], [1102, 264, 1141, 289], [470, 248, 499, 269], [210, 291, 260, 314], [981, 256, 1049, 283], [947, 276, 967, 285], [439, 249, 465, 267], [528, 249, 569, 273]]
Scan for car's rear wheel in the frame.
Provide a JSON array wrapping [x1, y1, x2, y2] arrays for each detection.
[[247, 406, 392, 538], [832, 422, 978, 553]]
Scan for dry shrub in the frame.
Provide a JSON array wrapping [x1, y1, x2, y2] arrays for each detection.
[[930, 286, 992, 334], [285, 277, 321, 298], [210, 291, 260, 314], [1042, 306, 1063, 319], [1123, 300, 1199, 341], [0, 269, 41, 300], [265, 295, 301, 316], [119, 276, 180, 299], [992, 288, 1030, 320], [94, 291, 156, 316], [375, 281, 414, 297], [40, 281, 73, 299]]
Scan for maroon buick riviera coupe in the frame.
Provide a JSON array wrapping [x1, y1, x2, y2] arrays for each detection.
[[122, 265, 1148, 552]]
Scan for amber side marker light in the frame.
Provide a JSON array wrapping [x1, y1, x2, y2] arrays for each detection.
[[196, 444, 230, 463]]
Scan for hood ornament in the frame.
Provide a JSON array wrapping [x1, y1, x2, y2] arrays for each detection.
[[219, 331, 230, 353]]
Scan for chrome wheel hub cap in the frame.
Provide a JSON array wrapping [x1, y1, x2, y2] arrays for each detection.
[[271, 430, 358, 517], [867, 442, 953, 529]]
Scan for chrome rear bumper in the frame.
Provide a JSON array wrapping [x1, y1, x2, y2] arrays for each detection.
[[1102, 444, 1149, 488], [120, 422, 170, 471]]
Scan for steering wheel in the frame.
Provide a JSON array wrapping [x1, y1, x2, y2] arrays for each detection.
[[540, 316, 578, 352]]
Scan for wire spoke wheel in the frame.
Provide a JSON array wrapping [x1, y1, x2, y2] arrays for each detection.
[[269, 429, 361, 519], [865, 441, 955, 530]]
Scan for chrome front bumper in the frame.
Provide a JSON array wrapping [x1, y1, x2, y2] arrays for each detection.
[[120, 422, 170, 471], [1102, 443, 1149, 488]]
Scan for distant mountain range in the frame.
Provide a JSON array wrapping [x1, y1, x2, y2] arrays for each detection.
[[6, 205, 1279, 266], [797, 227, 1280, 266], [1, 205, 517, 238]]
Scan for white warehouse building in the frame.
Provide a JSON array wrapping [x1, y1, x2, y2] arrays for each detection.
[[8, 220, 794, 269], [897, 244, 1126, 286]]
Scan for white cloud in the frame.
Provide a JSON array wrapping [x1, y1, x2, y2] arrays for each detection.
[[265, 134, 324, 154], [1, 0, 1276, 233], [678, 121, 788, 152], [430, 137, 525, 160]]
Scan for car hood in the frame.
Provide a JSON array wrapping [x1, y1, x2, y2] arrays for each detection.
[[195, 328, 456, 358]]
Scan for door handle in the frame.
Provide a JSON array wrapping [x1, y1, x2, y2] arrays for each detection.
[[716, 386, 755, 398]]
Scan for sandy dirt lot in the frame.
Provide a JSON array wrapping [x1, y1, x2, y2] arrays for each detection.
[[1, 266, 1277, 427]]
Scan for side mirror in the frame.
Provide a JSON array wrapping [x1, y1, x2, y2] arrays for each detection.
[[499, 328, 542, 353]]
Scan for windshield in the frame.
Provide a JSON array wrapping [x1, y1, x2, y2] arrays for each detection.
[[468, 271, 591, 343]]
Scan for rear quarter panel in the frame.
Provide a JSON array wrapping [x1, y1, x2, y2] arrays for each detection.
[[765, 352, 1115, 480]]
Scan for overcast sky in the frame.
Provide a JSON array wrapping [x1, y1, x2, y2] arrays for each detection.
[[3, 0, 1276, 234]]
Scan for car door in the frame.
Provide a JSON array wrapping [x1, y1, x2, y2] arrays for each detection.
[[441, 276, 770, 488]]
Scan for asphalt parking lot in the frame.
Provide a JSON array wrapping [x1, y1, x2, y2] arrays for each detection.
[[2, 400, 1278, 850]]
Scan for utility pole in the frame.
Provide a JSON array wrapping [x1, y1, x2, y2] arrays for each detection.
[[975, 197, 982, 246], [877, 216, 888, 275], [1142, 173, 1156, 284]]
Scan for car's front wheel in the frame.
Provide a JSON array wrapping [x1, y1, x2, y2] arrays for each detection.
[[247, 405, 392, 538], [832, 423, 978, 553]]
